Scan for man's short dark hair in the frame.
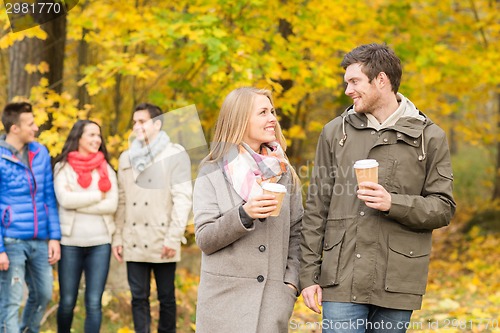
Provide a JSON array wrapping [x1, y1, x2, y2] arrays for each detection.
[[341, 43, 402, 93], [2, 102, 33, 134], [134, 102, 163, 126]]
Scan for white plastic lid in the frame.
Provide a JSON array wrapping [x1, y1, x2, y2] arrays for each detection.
[[353, 159, 379, 169], [261, 182, 287, 193]]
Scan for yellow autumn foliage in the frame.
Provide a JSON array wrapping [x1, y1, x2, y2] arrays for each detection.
[[0, 1, 498, 332]]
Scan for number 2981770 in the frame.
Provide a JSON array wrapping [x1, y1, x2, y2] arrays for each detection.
[[5, 2, 62, 15]]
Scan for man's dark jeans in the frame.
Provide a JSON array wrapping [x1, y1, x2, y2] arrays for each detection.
[[127, 261, 177, 333]]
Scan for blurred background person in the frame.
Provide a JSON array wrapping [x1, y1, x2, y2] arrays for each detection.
[[53, 120, 118, 333], [0, 102, 61, 333], [112, 103, 192, 333]]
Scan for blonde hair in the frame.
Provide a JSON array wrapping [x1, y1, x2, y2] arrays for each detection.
[[202, 87, 300, 188], [204, 87, 287, 163]]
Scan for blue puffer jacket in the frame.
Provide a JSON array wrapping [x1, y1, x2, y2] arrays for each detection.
[[0, 140, 61, 253]]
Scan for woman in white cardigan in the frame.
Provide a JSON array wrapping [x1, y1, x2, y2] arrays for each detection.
[[53, 120, 118, 333]]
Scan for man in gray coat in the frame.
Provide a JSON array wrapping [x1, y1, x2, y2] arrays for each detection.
[[300, 44, 456, 332]]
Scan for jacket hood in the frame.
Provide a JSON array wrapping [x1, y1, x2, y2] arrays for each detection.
[[0, 136, 41, 166], [0, 134, 16, 153], [338, 93, 432, 160]]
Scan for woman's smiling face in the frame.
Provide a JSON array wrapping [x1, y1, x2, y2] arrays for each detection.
[[242, 94, 277, 152], [78, 123, 102, 155]]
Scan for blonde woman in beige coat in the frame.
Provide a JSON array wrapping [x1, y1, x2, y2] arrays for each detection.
[[193, 87, 303, 333]]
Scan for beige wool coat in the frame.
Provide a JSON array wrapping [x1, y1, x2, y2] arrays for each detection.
[[193, 161, 303, 333], [113, 142, 192, 263]]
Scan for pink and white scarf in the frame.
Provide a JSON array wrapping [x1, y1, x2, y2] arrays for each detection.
[[223, 142, 288, 201]]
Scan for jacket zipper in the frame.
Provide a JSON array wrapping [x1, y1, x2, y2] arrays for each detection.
[[1, 146, 40, 238], [26, 169, 38, 238]]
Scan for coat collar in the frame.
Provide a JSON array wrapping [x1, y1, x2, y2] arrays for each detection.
[[342, 107, 431, 139]]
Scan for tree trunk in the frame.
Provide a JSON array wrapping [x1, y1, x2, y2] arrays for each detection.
[[112, 72, 123, 135], [43, 15, 66, 94], [8, 12, 66, 100], [8, 15, 67, 136], [8, 38, 43, 100], [77, 29, 90, 110], [449, 112, 458, 155], [38, 15, 67, 133], [492, 91, 500, 201]]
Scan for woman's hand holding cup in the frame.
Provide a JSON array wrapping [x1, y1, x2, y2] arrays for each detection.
[[243, 194, 278, 219]]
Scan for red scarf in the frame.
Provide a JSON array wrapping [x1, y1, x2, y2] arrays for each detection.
[[67, 151, 111, 192]]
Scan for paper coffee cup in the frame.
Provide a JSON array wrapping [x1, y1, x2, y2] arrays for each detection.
[[262, 183, 287, 217], [353, 159, 379, 190]]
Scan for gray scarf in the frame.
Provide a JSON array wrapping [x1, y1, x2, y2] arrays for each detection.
[[129, 131, 170, 173]]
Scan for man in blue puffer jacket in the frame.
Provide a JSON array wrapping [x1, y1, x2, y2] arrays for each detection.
[[0, 102, 61, 333]]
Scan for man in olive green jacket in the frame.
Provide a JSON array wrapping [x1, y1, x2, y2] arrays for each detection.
[[300, 43, 456, 333]]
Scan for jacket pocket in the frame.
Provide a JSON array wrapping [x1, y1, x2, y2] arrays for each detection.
[[1, 206, 12, 229], [318, 227, 345, 287], [385, 232, 432, 295], [437, 164, 453, 181], [383, 159, 400, 192], [44, 203, 49, 218], [2, 206, 13, 231]]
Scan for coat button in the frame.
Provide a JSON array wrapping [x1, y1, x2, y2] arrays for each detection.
[[132, 222, 136, 226], [144, 244, 148, 248], [257, 275, 264, 283], [371, 130, 375, 135], [145, 223, 148, 227], [409, 251, 414, 256], [360, 124, 365, 127], [352, 296, 357, 301], [356, 254, 361, 259], [133, 244, 136, 248], [145, 202, 148, 206], [397, 133, 402, 138], [259, 245, 266, 252], [383, 138, 388, 143], [359, 211, 365, 216], [133, 202, 137, 206]]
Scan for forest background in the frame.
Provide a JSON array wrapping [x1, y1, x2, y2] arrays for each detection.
[[0, 0, 499, 332]]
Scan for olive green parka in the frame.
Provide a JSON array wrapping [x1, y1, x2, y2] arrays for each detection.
[[300, 94, 456, 310]]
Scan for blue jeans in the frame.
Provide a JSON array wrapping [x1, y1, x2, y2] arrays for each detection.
[[0, 238, 54, 333], [322, 302, 413, 333], [57, 244, 111, 333], [127, 262, 176, 333]]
